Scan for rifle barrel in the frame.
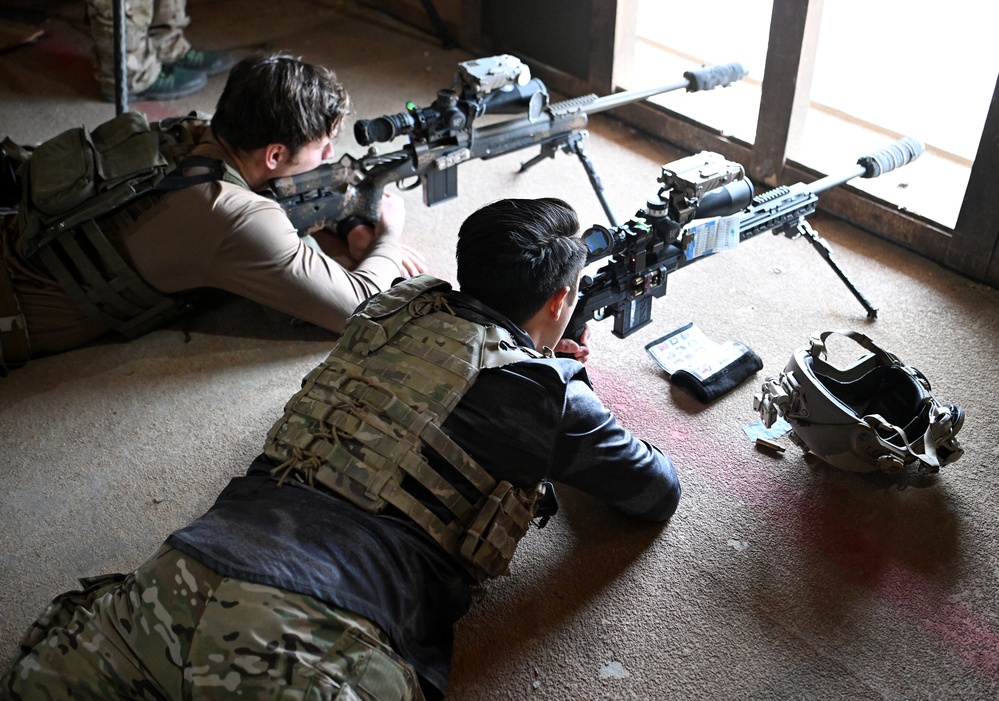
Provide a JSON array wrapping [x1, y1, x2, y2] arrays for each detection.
[[576, 79, 690, 116], [803, 137, 925, 196], [474, 62, 748, 141], [556, 60, 748, 118], [808, 165, 868, 196], [470, 81, 688, 143]]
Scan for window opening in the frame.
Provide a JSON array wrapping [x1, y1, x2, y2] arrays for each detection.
[[630, 0, 996, 229]]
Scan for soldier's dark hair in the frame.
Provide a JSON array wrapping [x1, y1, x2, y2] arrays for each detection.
[[212, 52, 349, 156], [456, 198, 586, 325]]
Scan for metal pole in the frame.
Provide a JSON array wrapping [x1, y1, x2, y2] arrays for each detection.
[[113, 0, 128, 114]]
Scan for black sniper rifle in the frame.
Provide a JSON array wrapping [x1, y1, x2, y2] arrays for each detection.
[[566, 137, 924, 342], [265, 54, 747, 232]]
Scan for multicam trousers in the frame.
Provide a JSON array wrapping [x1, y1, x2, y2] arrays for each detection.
[[1, 544, 425, 700], [85, 0, 192, 93]]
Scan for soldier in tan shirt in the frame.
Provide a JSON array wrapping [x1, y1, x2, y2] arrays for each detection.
[[0, 52, 425, 361]]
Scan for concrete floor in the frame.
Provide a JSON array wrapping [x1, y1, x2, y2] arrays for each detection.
[[2, 2, 999, 699]]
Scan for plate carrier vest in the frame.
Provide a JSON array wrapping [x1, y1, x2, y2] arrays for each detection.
[[265, 275, 548, 583], [9, 110, 246, 342]]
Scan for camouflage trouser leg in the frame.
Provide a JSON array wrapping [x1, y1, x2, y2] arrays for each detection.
[[149, 0, 192, 65], [85, 0, 192, 94], [1, 544, 426, 701]]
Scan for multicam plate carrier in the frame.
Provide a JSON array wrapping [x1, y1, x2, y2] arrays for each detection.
[[265, 274, 547, 582]]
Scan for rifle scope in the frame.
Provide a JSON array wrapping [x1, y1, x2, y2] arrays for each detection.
[[580, 177, 754, 263], [693, 178, 755, 220], [354, 78, 549, 147]]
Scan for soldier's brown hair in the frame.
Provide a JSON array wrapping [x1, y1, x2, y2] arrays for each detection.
[[212, 52, 349, 156]]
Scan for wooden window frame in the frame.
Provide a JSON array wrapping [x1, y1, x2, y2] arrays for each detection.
[[451, 0, 999, 286]]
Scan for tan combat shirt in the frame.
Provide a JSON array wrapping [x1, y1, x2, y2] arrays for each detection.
[[2, 128, 403, 356]]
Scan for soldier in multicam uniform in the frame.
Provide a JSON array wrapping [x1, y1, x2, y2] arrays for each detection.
[[84, 0, 234, 100], [1, 198, 681, 700]]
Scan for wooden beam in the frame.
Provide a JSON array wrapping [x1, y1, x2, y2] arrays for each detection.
[[950, 73, 999, 284], [587, 0, 617, 92], [751, 0, 823, 187]]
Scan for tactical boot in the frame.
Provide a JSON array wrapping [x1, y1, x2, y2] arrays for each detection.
[[133, 65, 207, 100], [172, 48, 236, 76], [104, 65, 207, 102]]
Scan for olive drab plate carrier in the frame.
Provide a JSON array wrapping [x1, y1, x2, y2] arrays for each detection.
[[265, 275, 546, 583], [10, 110, 243, 341]]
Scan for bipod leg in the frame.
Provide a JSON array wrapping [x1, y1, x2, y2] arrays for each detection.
[[564, 134, 618, 226], [519, 141, 560, 173], [796, 219, 878, 319]]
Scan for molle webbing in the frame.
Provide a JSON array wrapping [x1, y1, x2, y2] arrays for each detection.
[[265, 275, 543, 581], [36, 216, 185, 339], [13, 112, 244, 340]]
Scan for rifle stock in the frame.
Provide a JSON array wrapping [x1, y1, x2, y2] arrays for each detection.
[[265, 57, 747, 234]]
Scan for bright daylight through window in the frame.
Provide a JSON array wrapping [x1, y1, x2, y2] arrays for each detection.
[[629, 0, 998, 229]]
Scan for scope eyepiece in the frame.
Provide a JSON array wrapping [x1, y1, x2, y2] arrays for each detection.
[[581, 225, 618, 263], [354, 111, 417, 146]]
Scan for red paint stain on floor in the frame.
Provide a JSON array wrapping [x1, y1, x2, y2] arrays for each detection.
[[595, 361, 999, 682]]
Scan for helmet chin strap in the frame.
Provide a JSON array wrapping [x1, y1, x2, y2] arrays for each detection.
[[808, 330, 899, 367], [862, 398, 964, 473]]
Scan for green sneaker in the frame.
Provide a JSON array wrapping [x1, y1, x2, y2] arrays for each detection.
[[102, 65, 207, 102], [132, 65, 207, 101], [172, 48, 236, 76]]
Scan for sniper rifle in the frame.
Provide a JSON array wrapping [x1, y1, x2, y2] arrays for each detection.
[[265, 54, 747, 233], [567, 137, 924, 341]]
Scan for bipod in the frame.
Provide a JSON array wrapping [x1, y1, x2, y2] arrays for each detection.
[[793, 218, 878, 319], [519, 132, 619, 226]]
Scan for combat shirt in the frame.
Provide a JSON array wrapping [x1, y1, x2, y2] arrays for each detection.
[[168, 291, 682, 699], [0, 127, 402, 355]]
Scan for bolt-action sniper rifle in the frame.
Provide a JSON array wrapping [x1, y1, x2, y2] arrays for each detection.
[[567, 137, 924, 341], [265, 54, 747, 233]]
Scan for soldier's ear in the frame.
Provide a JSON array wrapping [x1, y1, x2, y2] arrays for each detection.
[[548, 285, 571, 321], [263, 143, 290, 170]]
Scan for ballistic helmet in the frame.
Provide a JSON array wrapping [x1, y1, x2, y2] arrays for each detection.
[[753, 331, 964, 474]]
